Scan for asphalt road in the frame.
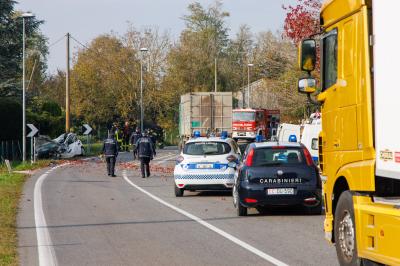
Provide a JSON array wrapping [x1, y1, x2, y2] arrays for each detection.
[[18, 148, 338, 266]]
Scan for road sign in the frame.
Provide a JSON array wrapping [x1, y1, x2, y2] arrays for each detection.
[[27, 124, 39, 138], [83, 124, 92, 135]]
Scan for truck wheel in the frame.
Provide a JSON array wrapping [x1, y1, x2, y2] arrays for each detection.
[[174, 186, 184, 197], [334, 191, 361, 266]]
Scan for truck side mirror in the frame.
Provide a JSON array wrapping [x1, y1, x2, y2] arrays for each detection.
[[298, 39, 316, 72], [298, 78, 317, 94]]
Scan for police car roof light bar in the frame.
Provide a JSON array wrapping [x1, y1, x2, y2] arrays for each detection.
[[288, 134, 297, 142]]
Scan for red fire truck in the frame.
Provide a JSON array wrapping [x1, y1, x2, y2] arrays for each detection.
[[232, 109, 280, 141]]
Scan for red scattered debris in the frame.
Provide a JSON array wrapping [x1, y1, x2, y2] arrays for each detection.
[[119, 162, 174, 174]]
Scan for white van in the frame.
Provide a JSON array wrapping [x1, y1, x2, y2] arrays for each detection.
[[277, 123, 301, 142], [300, 114, 321, 163]]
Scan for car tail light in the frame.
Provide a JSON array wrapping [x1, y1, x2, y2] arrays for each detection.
[[245, 149, 254, 167], [227, 155, 237, 162], [178, 184, 185, 188], [245, 198, 258, 203], [176, 156, 184, 165], [303, 148, 313, 166]]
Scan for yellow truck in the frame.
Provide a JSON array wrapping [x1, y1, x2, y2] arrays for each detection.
[[297, 0, 400, 265]]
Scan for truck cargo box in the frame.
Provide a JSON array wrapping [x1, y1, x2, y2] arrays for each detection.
[[373, 2, 400, 180], [179, 92, 232, 137]]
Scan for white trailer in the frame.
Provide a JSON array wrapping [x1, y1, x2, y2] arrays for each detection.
[[373, 1, 400, 181], [179, 92, 232, 139]]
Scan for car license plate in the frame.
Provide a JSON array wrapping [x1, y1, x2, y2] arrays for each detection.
[[197, 164, 213, 169], [267, 188, 294, 195]]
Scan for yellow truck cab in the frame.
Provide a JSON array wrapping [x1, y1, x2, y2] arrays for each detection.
[[297, 0, 400, 265]]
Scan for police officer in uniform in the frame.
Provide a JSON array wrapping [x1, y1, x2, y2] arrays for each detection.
[[134, 130, 156, 178], [130, 127, 142, 160], [102, 133, 119, 177]]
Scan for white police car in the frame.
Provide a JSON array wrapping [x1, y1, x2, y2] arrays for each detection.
[[174, 134, 241, 197]]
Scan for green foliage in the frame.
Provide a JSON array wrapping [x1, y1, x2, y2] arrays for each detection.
[[27, 97, 64, 138], [0, 98, 22, 140], [0, 1, 48, 97], [39, 0, 309, 135], [41, 101, 62, 116]]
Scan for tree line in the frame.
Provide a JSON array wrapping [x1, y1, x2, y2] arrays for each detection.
[[0, 0, 321, 140]]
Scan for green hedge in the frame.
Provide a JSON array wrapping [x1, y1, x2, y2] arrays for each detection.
[[0, 98, 22, 140]]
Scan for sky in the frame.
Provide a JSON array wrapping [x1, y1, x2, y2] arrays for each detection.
[[16, 0, 298, 74]]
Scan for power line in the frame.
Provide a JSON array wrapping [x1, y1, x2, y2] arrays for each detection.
[[69, 35, 89, 50], [48, 34, 66, 48]]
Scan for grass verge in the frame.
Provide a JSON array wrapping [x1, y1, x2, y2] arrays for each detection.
[[0, 160, 51, 266], [83, 141, 103, 157]]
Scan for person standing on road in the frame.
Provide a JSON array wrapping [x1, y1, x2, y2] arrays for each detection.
[[122, 121, 132, 152], [114, 123, 123, 150], [102, 133, 119, 177], [130, 127, 142, 160], [149, 129, 157, 151], [134, 130, 156, 178]]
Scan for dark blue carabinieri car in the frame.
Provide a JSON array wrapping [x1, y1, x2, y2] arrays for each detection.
[[232, 142, 322, 216]]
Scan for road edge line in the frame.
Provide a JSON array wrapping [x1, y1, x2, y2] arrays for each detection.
[[122, 170, 288, 266], [34, 163, 68, 266]]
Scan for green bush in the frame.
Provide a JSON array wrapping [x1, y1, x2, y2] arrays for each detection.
[[41, 101, 62, 116], [27, 98, 65, 138], [0, 98, 22, 140]]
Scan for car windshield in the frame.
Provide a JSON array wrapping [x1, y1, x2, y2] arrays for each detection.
[[184, 142, 231, 156], [233, 112, 255, 121], [252, 147, 305, 166]]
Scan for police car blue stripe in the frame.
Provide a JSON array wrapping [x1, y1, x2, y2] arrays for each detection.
[[175, 174, 234, 180], [183, 163, 228, 170]]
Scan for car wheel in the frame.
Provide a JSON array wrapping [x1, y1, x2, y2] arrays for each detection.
[[174, 185, 184, 197], [334, 191, 362, 266], [233, 185, 247, 216], [305, 201, 323, 215]]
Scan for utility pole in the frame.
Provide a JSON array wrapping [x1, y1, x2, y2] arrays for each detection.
[[214, 58, 217, 92], [66, 33, 70, 133], [139, 47, 148, 132], [247, 63, 254, 108], [140, 59, 144, 132], [22, 17, 26, 161], [21, 12, 34, 162]]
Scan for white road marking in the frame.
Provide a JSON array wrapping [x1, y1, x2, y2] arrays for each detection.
[[153, 153, 177, 165], [122, 170, 288, 266], [153, 153, 176, 161], [128, 153, 177, 167], [34, 163, 68, 266]]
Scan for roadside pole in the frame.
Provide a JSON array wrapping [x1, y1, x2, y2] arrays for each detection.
[[27, 124, 39, 164], [66, 33, 70, 133], [83, 124, 93, 155]]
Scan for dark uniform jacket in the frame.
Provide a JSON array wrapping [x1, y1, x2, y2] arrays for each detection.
[[130, 132, 142, 145], [135, 136, 156, 159], [102, 137, 119, 157], [123, 126, 132, 139]]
